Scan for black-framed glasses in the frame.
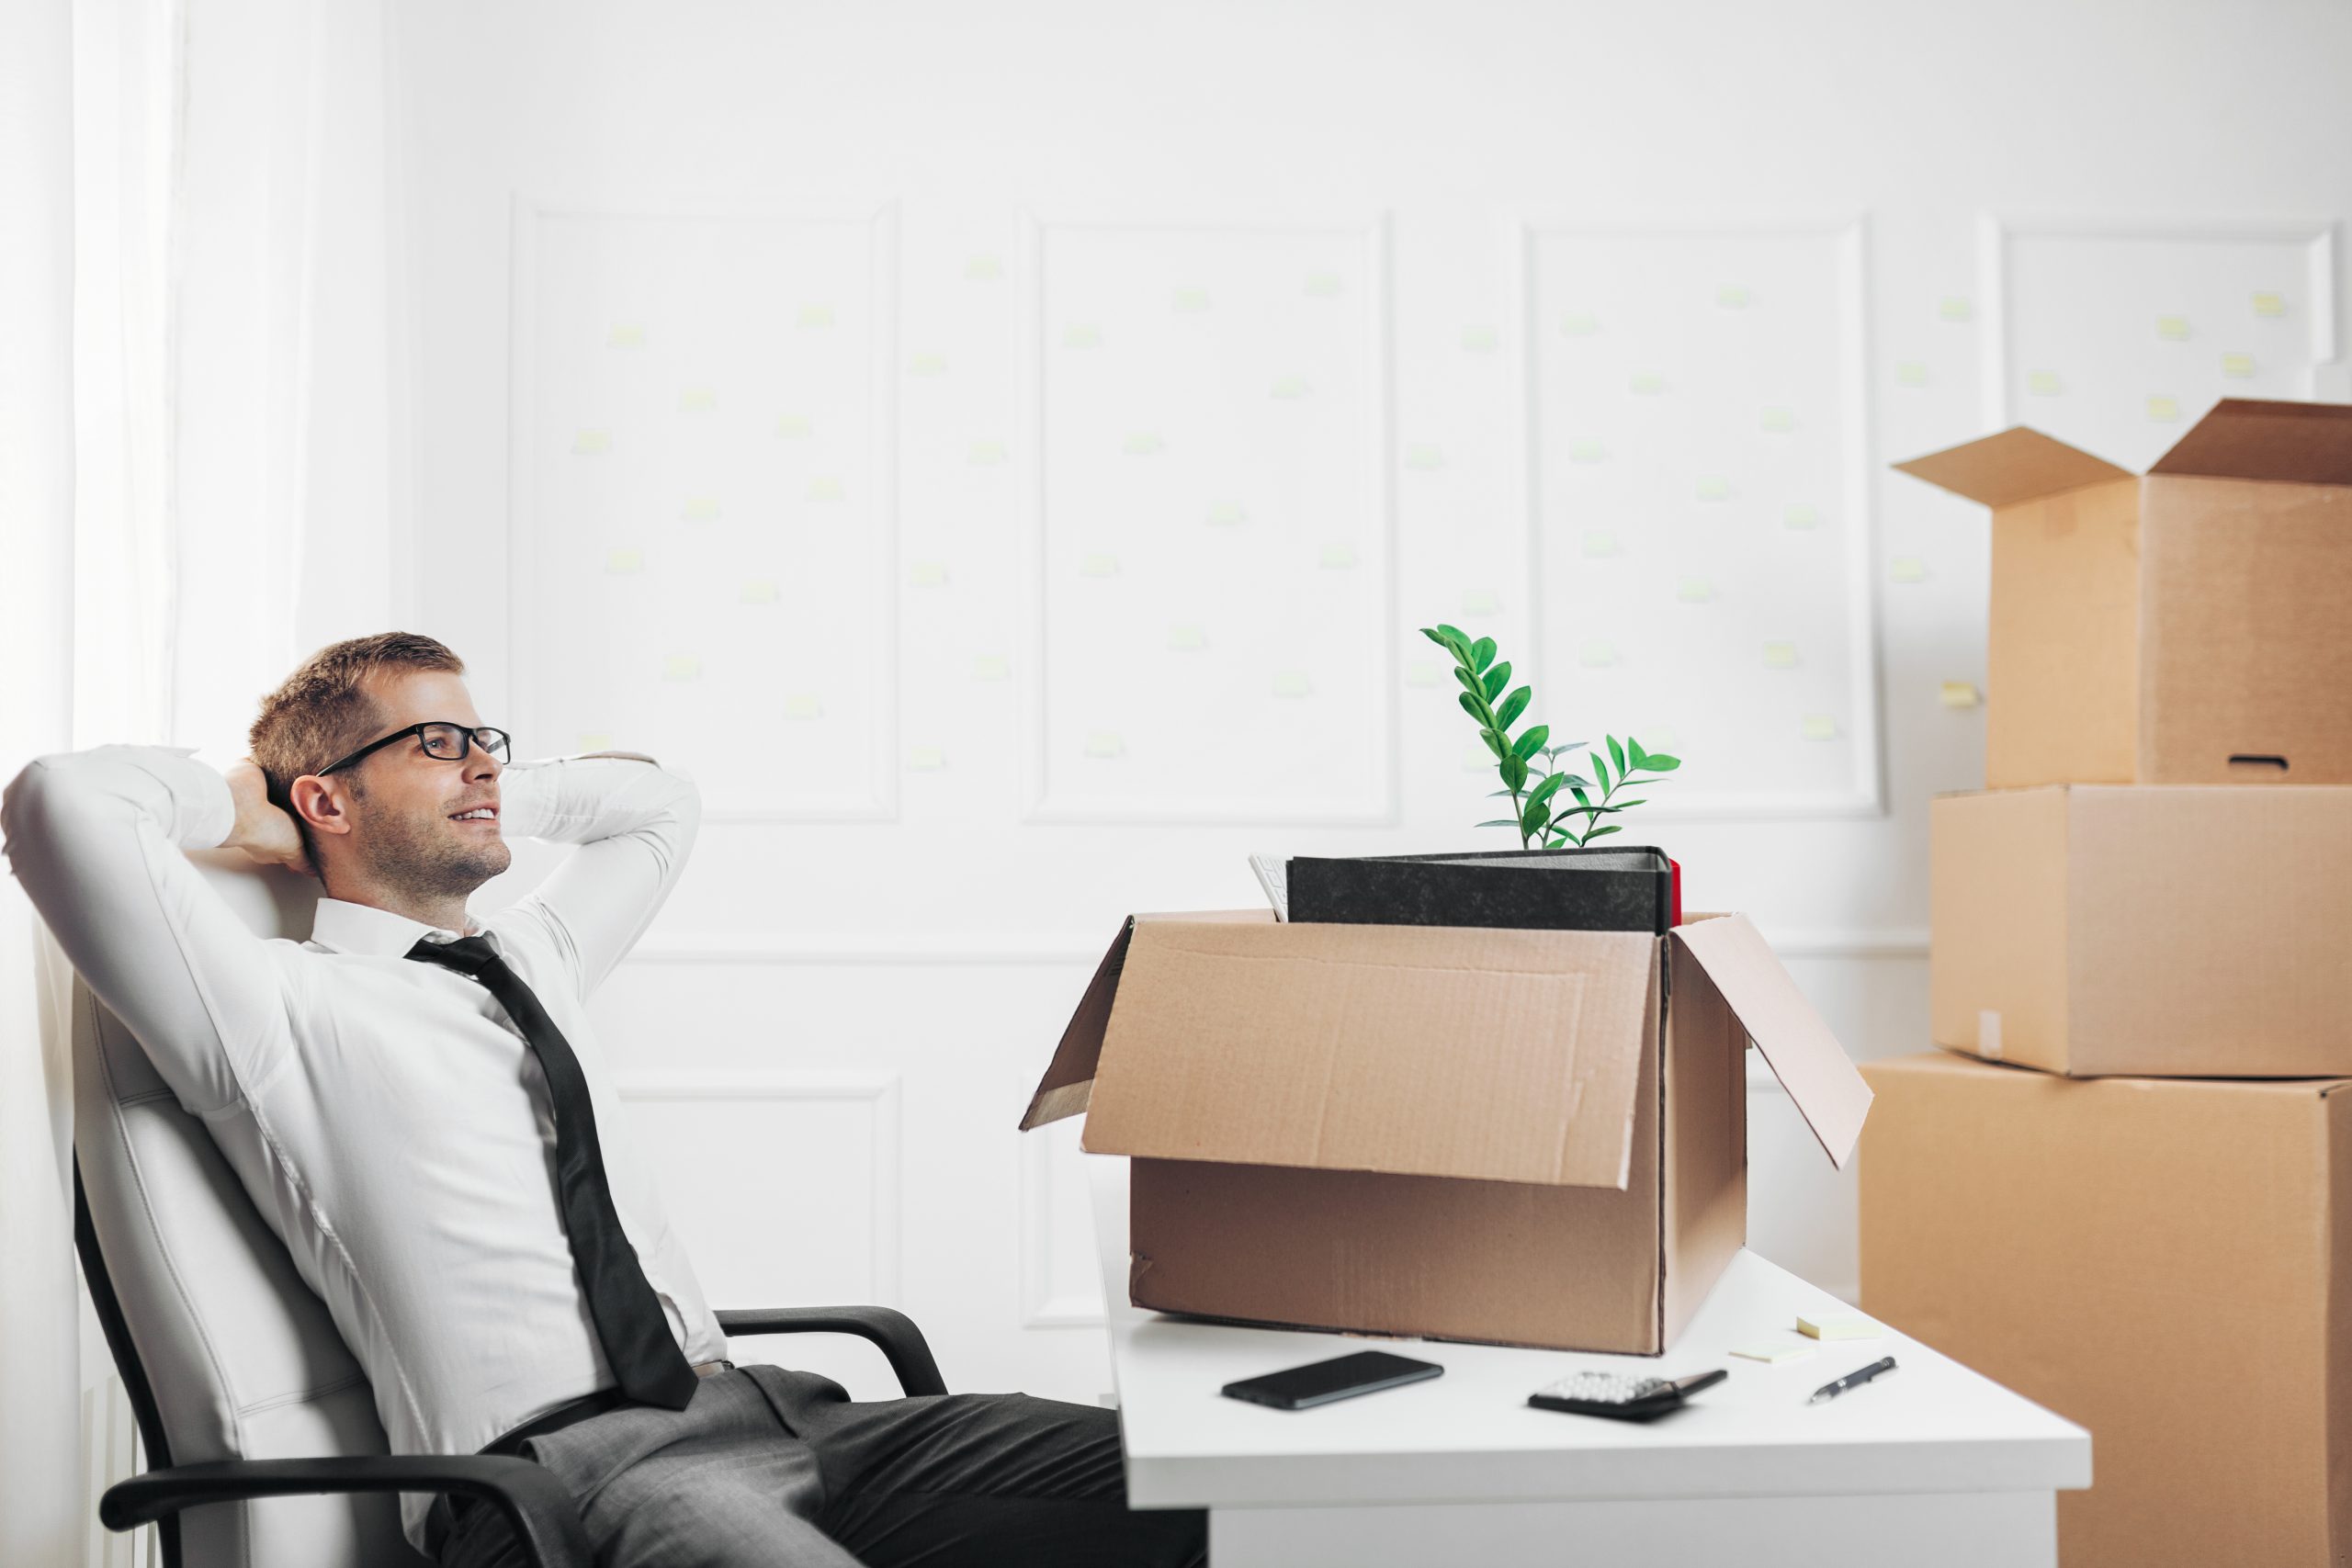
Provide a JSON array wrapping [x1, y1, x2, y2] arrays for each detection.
[[319, 722, 512, 777]]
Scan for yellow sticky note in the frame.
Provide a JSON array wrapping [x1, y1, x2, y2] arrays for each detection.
[[1581, 530, 1618, 558], [1797, 1310, 1882, 1340], [1760, 407, 1796, 434], [1800, 714, 1840, 741], [571, 430, 612, 456], [606, 324, 646, 349], [1303, 271, 1343, 298], [1937, 296, 1972, 322], [783, 693, 823, 720], [2156, 314, 2189, 342], [1559, 311, 1600, 338], [1271, 375, 1313, 400], [1895, 360, 1928, 388], [1167, 624, 1206, 651], [1171, 287, 1212, 313], [681, 498, 722, 522], [907, 745, 947, 772], [1568, 438, 1609, 464], [1784, 502, 1821, 530], [2252, 290, 2288, 319], [906, 353, 948, 378], [2222, 352, 2256, 378], [963, 254, 1003, 281], [577, 731, 613, 752], [775, 414, 812, 439], [1695, 477, 1732, 502], [797, 304, 836, 329], [2027, 369, 2064, 397], [910, 560, 949, 587], [1080, 552, 1119, 578], [808, 478, 847, 502], [1461, 587, 1501, 615], [1405, 660, 1443, 689], [1082, 732, 1126, 759], [1206, 501, 1248, 526], [1272, 670, 1313, 698], [2146, 394, 2181, 423], [1403, 443, 1445, 471], [678, 388, 717, 413], [1763, 641, 1799, 669], [1122, 433, 1164, 457], [1464, 743, 1498, 772], [605, 548, 643, 574], [1940, 681, 1981, 709], [662, 655, 701, 682], [1890, 557, 1928, 583], [1629, 371, 1668, 396], [1461, 325, 1498, 354], [1731, 1342, 1816, 1365], [1579, 641, 1617, 669], [1062, 324, 1102, 350], [1716, 283, 1752, 309], [740, 580, 778, 604], [968, 440, 1007, 466], [1677, 577, 1713, 603], [1319, 543, 1357, 569], [972, 654, 1011, 682]]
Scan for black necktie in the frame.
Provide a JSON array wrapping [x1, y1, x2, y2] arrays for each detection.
[[407, 934, 699, 1411]]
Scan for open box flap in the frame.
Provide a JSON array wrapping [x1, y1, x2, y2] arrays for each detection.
[[2145, 396, 2352, 486], [1078, 918, 1658, 1190], [1017, 910, 1272, 1130], [1893, 427, 2134, 508], [1670, 914, 1871, 1168]]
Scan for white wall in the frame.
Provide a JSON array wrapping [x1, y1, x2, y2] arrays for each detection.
[[387, 0, 2352, 1402]]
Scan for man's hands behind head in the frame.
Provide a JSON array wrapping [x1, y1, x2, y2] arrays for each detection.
[[225, 759, 317, 879]]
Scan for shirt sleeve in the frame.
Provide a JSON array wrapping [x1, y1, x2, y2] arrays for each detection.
[[0, 746, 294, 1115], [494, 751, 701, 998]]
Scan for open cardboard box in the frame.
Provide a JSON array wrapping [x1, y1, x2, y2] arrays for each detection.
[[1894, 397, 2352, 787], [1020, 908, 1870, 1354]]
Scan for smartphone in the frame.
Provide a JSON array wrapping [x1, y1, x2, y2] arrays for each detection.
[[1220, 1350, 1444, 1410]]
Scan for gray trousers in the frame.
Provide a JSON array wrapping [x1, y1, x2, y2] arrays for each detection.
[[432, 1364, 1206, 1568]]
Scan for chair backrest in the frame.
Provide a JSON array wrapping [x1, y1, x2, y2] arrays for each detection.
[[60, 850, 425, 1567]]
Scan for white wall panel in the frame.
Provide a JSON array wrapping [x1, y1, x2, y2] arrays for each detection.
[[1986, 218, 2340, 467], [1517, 220, 1879, 817], [509, 203, 899, 819], [1020, 218, 1396, 823]]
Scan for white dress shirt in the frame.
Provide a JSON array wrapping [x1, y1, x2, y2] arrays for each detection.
[[0, 744, 729, 1553]]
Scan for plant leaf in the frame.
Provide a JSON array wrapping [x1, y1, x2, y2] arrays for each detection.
[[1513, 723, 1550, 758], [1627, 735, 1651, 769], [1453, 666, 1487, 699], [1470, 637, 1498, 672], [1584, 824, 1622, 840], [1528, 772, 1566, 809], [1521, 795, 1549, 835], [1434, 623, 1469, 649], [1457, 692, 1484, 722], [1640, 752, 1681, 772], [1476, 818, 1521, 829], [1482, 662, 1509, 702], [1568, 784, 1593, 809], [1608, 735, 1626, 774], [1419, 626, 1457, 651], [1497, 685, 1532, 728], [1589, 750, 1610, 792], [1502, 754, 1528, 791], [1480, 728, 1507, 758], [1554, 773, 1590, 789]]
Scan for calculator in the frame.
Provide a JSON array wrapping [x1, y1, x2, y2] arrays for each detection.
[[1527, 1368, 1728, 1421]]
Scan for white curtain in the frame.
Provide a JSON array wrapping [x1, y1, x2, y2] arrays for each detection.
[[0, 2, 403, 1561]]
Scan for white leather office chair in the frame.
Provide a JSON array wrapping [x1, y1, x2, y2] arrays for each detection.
[[59, 849, 944, 1568]]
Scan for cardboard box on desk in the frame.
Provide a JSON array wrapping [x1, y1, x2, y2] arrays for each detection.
[[1894, 397, 2352, 787], [1931, 784, 2352, 1076], [1018, 909, 1871, 1355], [1860, 1051, 2352, 1568]]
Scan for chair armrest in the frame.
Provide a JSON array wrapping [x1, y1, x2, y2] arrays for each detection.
[[100, 1454, 592, 1568], [716, 1304, 947, 1397]]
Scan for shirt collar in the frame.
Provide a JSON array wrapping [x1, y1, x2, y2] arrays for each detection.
[[308, 897, 500, 959]]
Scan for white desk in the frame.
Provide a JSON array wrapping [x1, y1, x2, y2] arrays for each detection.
[[1088, 1156, 2089, 1568]]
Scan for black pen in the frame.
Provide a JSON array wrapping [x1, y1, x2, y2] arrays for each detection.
[[1808, 1356, 1897, 1404]]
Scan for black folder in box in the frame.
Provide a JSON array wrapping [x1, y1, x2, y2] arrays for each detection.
[[1285, 847, 1673, 935]]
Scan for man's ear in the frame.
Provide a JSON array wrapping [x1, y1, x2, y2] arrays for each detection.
[[288, 774, 356, 840]]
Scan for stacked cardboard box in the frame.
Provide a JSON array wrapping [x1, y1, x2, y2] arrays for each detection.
[[1866, 399, 2352, 1565]]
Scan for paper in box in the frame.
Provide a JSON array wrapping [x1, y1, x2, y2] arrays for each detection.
[[1930, 784, 2352, 1076], [1894, 398, 2352, 787], [1020, 909, 1869, 1354], [1860, 1051, 2352, 1568]]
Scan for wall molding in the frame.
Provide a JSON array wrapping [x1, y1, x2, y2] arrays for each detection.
[[1018, 1128, 1107, 1328], [1012, 210, 1402, 827], [614, 1069, 904, 1306], [505, 197, 903, 824], [1978, 212, 2343, 428], [1507, 213, 1886, 822]]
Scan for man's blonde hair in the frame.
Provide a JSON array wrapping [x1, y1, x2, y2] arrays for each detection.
[[247, 632, 466, 854]]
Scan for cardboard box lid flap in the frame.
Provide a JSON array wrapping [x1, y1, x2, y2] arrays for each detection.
[[1892, 426, 2134, 507], [2144, 396, 2352, 485], [1669, 913, 1871, 1168], [1080, 918, 1657, 1190], [1017, 909, 1275, 1132]]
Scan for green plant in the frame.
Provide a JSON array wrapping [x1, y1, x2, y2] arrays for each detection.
[[1419, 623, 1681, 849]]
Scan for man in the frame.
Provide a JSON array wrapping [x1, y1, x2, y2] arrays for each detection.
[[3, 632, 1204, 1568]]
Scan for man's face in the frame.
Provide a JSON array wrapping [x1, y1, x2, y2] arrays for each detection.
[[325, 670, 511, 897]]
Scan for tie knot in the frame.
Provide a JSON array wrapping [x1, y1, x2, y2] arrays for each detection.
[[407, 934, 498, 973]]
